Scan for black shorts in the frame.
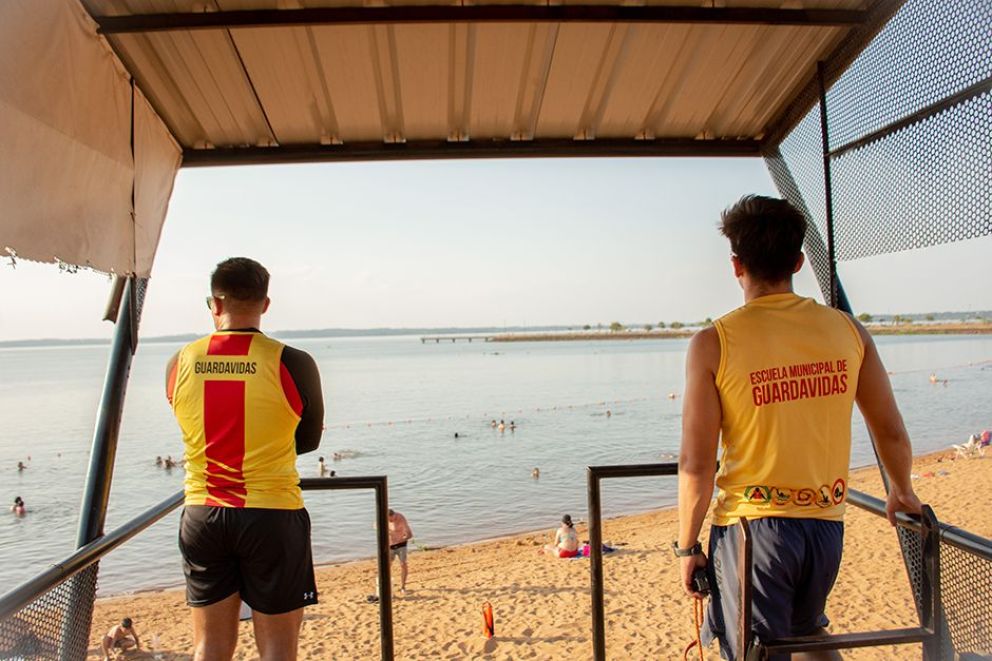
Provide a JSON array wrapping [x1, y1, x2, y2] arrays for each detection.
[[179, 505, 318, 615]]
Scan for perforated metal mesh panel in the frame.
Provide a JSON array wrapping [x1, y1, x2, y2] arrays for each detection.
[[895, 526, 992, 658], [765, 0, 992, 284], [0, 564, 99, 660]]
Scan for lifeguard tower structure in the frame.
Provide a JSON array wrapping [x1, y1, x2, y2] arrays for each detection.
[[0, 0, 989, 658]]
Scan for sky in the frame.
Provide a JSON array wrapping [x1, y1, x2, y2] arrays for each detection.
[[1, 157, 989, 341]]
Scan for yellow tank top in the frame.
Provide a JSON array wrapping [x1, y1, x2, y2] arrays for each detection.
[[171, 331, 304, 509], [712, 293, 864, 525]]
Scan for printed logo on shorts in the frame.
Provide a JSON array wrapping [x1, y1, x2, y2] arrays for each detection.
[[303, 591, 315, 600], [744, 486, 771, 503]]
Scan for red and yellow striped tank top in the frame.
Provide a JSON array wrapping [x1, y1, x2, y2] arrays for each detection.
[[171, 331, 304, 509], [712, 293, 864, 525]]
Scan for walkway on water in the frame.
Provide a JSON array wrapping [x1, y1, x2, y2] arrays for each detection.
[[420, 335, 493, 343]]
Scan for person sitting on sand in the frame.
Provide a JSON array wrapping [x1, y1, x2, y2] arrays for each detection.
[[11, 497, 26, 516], [542, 515, 580, 558], [102, 617, 140, 660]]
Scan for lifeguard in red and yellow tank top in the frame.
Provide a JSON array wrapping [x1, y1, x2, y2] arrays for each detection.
[[170, 331, 304, 509]]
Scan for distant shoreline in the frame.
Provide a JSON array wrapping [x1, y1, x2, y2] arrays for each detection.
[[491, 322, 992, 342]]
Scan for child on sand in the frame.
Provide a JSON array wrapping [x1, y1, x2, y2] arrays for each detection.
[[102, 617, 140, 659], [542, 515, 580, 558]]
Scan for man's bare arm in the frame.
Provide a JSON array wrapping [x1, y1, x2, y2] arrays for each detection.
[[165, 351, 179, 404], [677, 328, 722, 550], [852, 320, 922, 524]]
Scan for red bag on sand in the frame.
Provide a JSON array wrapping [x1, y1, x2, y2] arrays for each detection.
[[482, 602, 495, 639]]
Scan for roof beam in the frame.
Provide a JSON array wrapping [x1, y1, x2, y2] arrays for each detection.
[[96, 6, 868, 34], [180, 137, 762, 167]]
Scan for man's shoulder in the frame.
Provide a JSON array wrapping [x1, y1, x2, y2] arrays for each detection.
[[280, 343, 318, 368]]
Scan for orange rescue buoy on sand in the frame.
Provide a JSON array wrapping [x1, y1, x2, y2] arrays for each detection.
[[482, 601, 495, 639]]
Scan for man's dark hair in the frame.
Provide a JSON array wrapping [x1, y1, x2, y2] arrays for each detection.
[[211, 257, 269, 301], [121, 617, 133, 628], [720, 195, 806, 283]]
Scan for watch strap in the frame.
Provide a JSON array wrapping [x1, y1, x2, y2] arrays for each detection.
[[671, 540, 703, 557]]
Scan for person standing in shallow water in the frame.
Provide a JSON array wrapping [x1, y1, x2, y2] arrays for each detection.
[[677, 196, 921, 661], [166, 257, 325, 661]]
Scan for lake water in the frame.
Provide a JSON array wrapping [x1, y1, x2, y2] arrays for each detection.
[[1, 334, 990, 596]]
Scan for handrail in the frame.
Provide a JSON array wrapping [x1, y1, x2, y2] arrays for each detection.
[[848, 488, 992, 562], [0, 490, 184, 620], [0, 477, 395, 661], [587, 462, 680, 660]]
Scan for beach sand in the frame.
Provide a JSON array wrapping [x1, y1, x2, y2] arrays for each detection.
[[88, 451, 991, 660]]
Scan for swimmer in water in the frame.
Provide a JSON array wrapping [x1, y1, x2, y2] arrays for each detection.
[[17, 461, 26, 472], [929, 372, 938, 384], [498, 420, 506, 432], [532, 467, 540, 479], [490, 419, 498, 428], [155, 456, 163, 467], [318, 456, 328, 476], [606, 410, 612, 418], [11, 497, 26, 516], [509, 421, 516, 431], [454, 432, 460, 439]]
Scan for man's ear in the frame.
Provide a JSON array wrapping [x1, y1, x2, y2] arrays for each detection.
[[793, 252, 806, 274], [262, 297, 271, 314], [731, 255, 745, 279]]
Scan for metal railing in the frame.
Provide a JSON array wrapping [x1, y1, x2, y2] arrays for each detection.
[[586, 462, 678, 660], [740, 505, 942, 659], [0, 477, 394, 661], [585, 462, 992, 660]]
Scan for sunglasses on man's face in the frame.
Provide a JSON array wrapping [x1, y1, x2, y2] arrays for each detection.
[[205, 295, 226, 310]]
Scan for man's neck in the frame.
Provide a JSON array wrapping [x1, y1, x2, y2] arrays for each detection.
[[743, 279, 793, 303], [216, 315, 262, 331]]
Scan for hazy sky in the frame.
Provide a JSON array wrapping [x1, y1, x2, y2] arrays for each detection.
[[1, 157, 989, 341]]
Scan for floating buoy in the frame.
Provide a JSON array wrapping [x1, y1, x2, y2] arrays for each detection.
[[482, 601, 495, 638]]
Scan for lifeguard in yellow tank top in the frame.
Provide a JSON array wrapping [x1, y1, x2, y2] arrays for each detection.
[[171, 331, 304, 510], [711, 292, 865, 525]]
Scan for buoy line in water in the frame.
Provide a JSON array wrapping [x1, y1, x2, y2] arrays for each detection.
[[321, 394, 679, 431], [885, 357, 992, 376]]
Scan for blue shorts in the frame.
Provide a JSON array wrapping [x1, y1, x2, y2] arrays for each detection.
[[702, 518, 844, 661]]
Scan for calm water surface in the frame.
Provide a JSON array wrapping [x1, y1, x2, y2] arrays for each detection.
[[1, 334, 989, 595]]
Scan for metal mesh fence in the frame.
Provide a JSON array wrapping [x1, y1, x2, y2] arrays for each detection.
[[765, 0, 992, 276], [896, 525, 992, 658], [0, 564, 99, 661]]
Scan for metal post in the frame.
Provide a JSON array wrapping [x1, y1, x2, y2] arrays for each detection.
[[587, 469, 605, 661], [920, 505, 943, 660], [374, 479, 394, 661], [77, 276, 140, 546], [816, 60, 839, 309], [61, 276, 141, 660]]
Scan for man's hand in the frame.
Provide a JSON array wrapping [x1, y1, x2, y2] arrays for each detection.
[[885, 487, 922, 526], [680, 553, 708, 599]]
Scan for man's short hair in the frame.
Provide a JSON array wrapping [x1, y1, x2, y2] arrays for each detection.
[[211, 258, 269, 301], [720, 195, 806, 283]]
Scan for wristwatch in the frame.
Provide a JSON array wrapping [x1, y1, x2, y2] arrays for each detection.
[[671, 541, 703, 557]]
